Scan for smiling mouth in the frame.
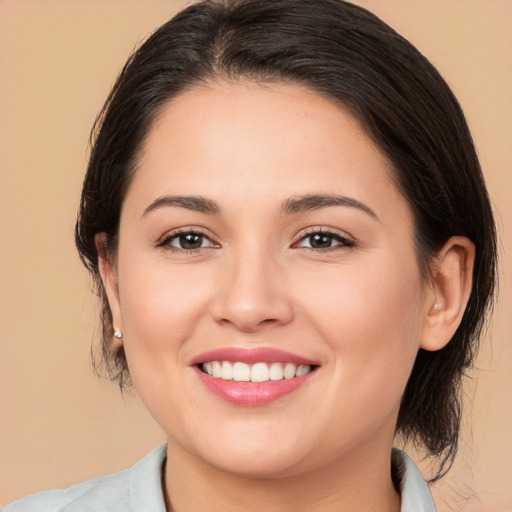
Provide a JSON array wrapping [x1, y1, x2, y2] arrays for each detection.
[[199, 361, 315, 383]]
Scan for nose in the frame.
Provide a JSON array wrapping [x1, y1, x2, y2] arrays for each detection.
[[210, 247, 294, 333]]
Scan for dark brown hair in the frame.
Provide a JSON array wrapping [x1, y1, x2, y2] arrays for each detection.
[[75, 0, 497, 480]]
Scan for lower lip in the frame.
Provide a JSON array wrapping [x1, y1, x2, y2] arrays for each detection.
[[194, 367, 316, 406]]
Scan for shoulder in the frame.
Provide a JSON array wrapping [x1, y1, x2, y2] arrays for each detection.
[[392, 449, 437, 512], [3, 444, 168, 512], [2, 471, 130, 512]]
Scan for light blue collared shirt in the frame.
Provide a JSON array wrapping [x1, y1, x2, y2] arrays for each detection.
[[3, 444, 436, 511]]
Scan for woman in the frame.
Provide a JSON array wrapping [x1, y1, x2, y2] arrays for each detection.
[[4, 0, 497, 510]]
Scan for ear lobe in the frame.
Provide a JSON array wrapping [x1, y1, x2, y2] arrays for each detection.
[[95, 233, 123, 347], [420, 236, 475, 352]]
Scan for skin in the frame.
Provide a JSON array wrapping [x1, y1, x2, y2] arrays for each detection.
[[98, 81, 474, 511]]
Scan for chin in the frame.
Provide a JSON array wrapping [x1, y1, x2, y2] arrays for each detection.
[[172, 420, 315, 479], [203, 446, 308, 479]]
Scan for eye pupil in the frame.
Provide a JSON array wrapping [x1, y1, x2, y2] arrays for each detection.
[[180, 233, 203, 249], [310, 233, 332, 248]]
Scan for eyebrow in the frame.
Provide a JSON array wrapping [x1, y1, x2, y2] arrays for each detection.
[[142, 193, 377, 219], [143, 195, 221, 216], [281, 194, 378, 219]]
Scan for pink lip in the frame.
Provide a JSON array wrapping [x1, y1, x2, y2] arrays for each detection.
[[194, 367, 317, 406], [190, 347, 319, 406], [190, 347, 318, 366]]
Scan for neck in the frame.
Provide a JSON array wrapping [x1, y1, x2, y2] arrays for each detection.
[[163, 440, 401, 512]]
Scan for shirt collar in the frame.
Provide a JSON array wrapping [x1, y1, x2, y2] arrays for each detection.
[[129, 444, 168, 512], [392, 449, 437, 511], [128, 444, 436, 511]]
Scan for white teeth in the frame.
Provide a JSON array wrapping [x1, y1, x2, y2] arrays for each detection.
[[212, 361, 222, 378], [201, 361, 314, 382], [269, 362, 284, 381], [232, 362, 251, 382], [283, 363, 296, 379], [251, 362, 269, 382], [296, 364, 310, 377], [221, 361, 233, 380]]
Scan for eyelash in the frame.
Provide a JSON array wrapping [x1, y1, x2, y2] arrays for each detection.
[[157, 228, 219, 252], [157, 227, 356, 253], [292, 228, 356, 251]]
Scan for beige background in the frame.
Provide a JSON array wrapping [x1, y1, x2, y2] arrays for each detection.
[[0, 1, 510, 510]]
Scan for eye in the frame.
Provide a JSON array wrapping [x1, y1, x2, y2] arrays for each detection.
[[294, 230, 355, 250], [158, 230, 218, 251]]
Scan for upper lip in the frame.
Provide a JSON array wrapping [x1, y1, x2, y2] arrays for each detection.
[[190, 347, 319, 366]]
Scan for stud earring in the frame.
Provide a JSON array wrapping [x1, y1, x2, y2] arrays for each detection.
[[114, 329, 123, 339]]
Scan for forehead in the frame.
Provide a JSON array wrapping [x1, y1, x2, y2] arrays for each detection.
[[127, 80, 409, 225]]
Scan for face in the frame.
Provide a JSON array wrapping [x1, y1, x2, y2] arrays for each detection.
[[103, 81, 430, 478]]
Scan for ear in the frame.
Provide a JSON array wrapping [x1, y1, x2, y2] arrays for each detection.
[[420, 236, 475, 352], [95, 233, 123, 347]]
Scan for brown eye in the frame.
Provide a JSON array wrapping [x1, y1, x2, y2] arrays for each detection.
[[162, 231, 215, 250], [295, 231, 355, 250], [308, 233, 336, 249], [179, 233, 204, 249]]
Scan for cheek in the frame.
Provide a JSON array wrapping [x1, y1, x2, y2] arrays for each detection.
[[297, 256, 425, 396], [119, 256, 211, 337], [116, 252, 215, 392], [115, 255, 217, 437]]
